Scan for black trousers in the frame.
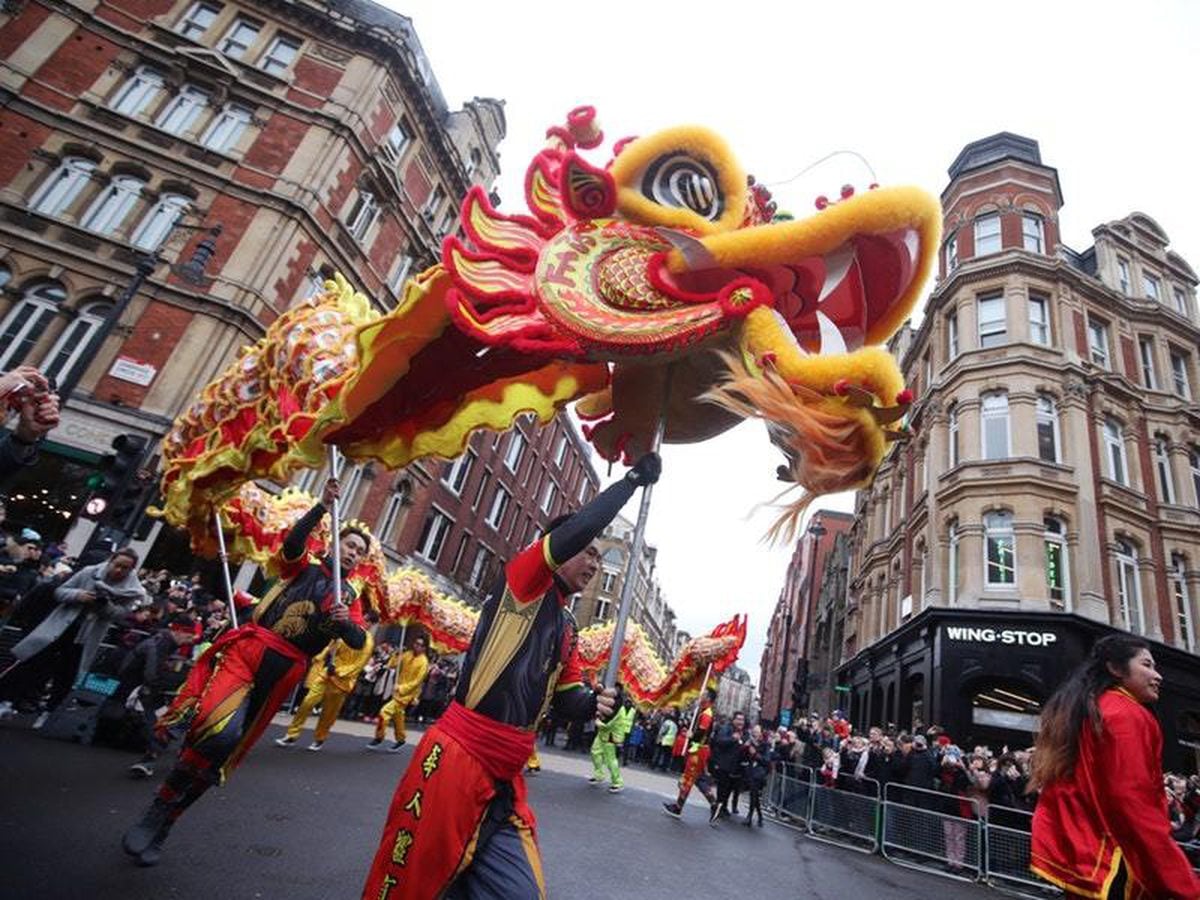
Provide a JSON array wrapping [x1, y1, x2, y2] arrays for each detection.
[[0, 619, 83, 709]]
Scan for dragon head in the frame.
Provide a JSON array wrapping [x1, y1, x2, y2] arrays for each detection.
[[447, 107, 938, 536]]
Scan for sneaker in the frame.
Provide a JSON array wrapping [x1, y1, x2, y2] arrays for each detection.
[[0, 700, 14, 719], [306, 741, 324, 752], [608, 784, 623, 794], [708, 803, 722, 826], [129, 761, 155, 779], [32, 711, 48, 730], [525, 765, 541, 776], [274, 736, 297, 748], [662, 801, 683, 819], [365, 738, 385, 751], [587, 776, 601, 786], [387, 740, 406, 753]]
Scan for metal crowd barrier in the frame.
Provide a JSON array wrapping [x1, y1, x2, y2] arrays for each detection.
[[881, 782, 983, 882], [984, 804, 1062, 897], [765, 765, 815, 832], [809, 771, 881, 854]]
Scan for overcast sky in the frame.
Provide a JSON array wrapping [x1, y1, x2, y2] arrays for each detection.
[[382, 0, 1200, 688]]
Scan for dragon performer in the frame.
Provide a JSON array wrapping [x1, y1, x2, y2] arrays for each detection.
[[145, 105, 938, 896]]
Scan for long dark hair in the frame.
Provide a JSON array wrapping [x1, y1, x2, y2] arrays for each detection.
[[1029, 634, 1149, 792]]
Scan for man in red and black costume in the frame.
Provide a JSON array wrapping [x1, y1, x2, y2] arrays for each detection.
[[662, 687, 719, 820], [122, 479, 368, 867], [362, 453, 661, 900]]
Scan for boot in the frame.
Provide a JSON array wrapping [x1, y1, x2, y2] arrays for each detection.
[[661, 801, 683, 819], [122, 798, 173, 857], [135, 820, 174, 867]]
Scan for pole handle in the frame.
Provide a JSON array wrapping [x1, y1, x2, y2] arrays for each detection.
[[328, 447, 344, 608]]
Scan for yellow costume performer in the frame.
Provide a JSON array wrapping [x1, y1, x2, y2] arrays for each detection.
[[369, 643, 429, 749], [278, 631, 375, 749]]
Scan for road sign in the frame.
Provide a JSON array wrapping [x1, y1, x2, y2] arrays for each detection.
[[834, 685, 851, 693], [779, 709, 792, 727]]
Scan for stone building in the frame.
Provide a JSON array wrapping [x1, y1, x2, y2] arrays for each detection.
[[714, 664, 753, 721], [0, 0, 503, 563], [837, 133, 1200, 769]]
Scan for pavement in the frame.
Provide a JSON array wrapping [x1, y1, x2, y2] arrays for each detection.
[[0, 715, 998, 899]]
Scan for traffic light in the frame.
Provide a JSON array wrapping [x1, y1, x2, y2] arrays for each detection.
[[90, 434, 149, 528]]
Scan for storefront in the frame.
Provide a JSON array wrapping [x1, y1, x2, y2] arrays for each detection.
[[836, 608, 1200, 773]]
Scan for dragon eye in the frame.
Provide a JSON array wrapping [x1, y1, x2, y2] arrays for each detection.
[[641, 154, 723, 221]]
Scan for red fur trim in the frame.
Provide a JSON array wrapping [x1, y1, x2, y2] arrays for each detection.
[[896, 389, 914, 404], [611, 136, 638, 158], [645, 251, 720, 305], [458, 186, 555, 268], [574, 404, 614, 423], [566, 106, 603, 149], [443, 288, 582, 356], [717, 277, 773, 318], [560, 151, 617, 220]]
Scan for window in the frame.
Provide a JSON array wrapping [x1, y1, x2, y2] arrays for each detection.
[[466, 148, 482, 177], [41, 301, 110, 385], [1022, 213, 1044, 253], [1139, 337, 1158, 390], [345, 190, 379, 241], [947, 311, 959, 359], [442, 450, 475, 494], [919, 544, 928, 603], [377, 489, 407, 544], [422, 184, 446, 224], [29, 156, 95, 217], [415, 508, 451, 562], [1115, 540, 1143, 634], [177, 0, 220, 39], [1036, 394, 1060, 463], [1170, 351, 1192, 399], [1103, 418, 1128, 486], [595, 597, 611, 620], [945, 234, 958, 272], [469, 546, 494, 589], [450, 534, 469, 574], [217, 18, 260, 57], [200, 103, 252, 152], [1170, 554, 1194, 653], [1027, 293, 1050, 345], [80, 174, 143, 235], [1117, 257, 1131, 293], [111, 65, 165, 117], [1087, 318, 1110, 369], [385, 121, 411, 159], [540, 480, 557, 514], [977, 293, 1006, 348], [503, 431, 525, 473], [1173, 287, 1189, 317], [974, 213, 1001, 255], [340, 464, 364, 517], [1155, 436, 1175, 503], [947, 519, 959, 605], [1044, 517, 1067, 604], [553, 433, 568, 467], [259, 34, 301, 76], [0, 282, 65, 370], [472, 472, 490, 509], [947, 403, 959, 467], [578, 479, 590, 504], [1191, 447, 1200, 507], [984, 511, 1015, 588], [1143, 273, 1160, 302], [485, 486, 509, 530], [131, 193, 189, 250], [600, 570, 617, 594], [155, 84, 210, 135], [981, 392, 1010, 460], [388, 255, 414, 294]]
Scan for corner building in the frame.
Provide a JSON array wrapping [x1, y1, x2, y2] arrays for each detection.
[[838, 133, 1200, 771]]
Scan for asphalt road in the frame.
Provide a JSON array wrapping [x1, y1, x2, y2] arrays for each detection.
[[0, 720, 997, 899]]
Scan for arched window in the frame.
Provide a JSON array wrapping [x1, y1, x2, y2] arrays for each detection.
[[981, 391, 1010, 460], [1043, 517, 1068, 605], [1155, 435, 1175, 504], [110, 65, 166, 117], [201, 103, 253, 153], [1036, 394, 1059, 463], [0, 281, 65, 370], [1114, 539, 1143, 634], [80, 174, 145, 235], [155, 84, 210, 135], [1169, 553, 1194, 653], [41, 300, 110, 385], [984, 511, 1015, 588], [131, 193, 189, 250], [29, 156, 96, 217], [1103, 418, 1128, 486]]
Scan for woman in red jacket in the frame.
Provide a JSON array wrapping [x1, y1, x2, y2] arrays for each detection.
[[1030, 635, 1200, 898]]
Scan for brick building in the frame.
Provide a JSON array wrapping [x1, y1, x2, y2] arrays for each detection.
[[0, 0, 503, 561], [757, 509, 852, 726], [836, 133, 1200, 769]]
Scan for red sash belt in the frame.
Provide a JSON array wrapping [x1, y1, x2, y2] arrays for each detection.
[[437, 701, 535, 781]]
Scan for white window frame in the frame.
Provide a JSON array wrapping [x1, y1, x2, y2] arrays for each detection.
[[947, 311, 959, 360], [503, 431, 525, 473], [595, 597, 612, 620], [1022, 213, 1044, 253], [469, 545, 494, 590], [1103, 418, 1128, 486], [1143, 272, 1161, 302], [217, 17, 261, 58], [385, 120, 412, 159], [1173, 287, 1189, 317], [200, 103, 252, 153], [600, 569, 617, 594], [945, 234, 958, 272], [984, 511, 1016, 589], [80, 174, 144, 235], [1170, 554, 1195, 653], [388, 254, 414, 295], [450, 533, 470, 575], [1170, 351, 1192, 400], [981, 391, 1010, 460], [422, 184, 446, 224], [1115, 541, 1144, 634], [1191, 447, 1200, 508], [155, 84, 210, 135], [974, 213, 1001, 255], [1087, 318, 1110, 369], [0, 282, 65, 370], [1117, 257, 1131, 293], [1036, 394, 1060, 464], [177, 0, 221, 39], [947, 520, 959, 605], [29, 156, 96, 217], [131, 193, 189, 250], [442, 449, 475, 495], [415, 508, 451, 563], [259, 34, 301, 76], [1028, 293, 1049, 345], [947, 403, 959, 467], [977, 293, 1007, 348], [378, 490, 406, 545], [553, 433, 568, 467], [540, 480, 557, 515], [485, 486, 509, 530], [345, 190, 379, 242], [110, 65, 165, 117], [1139, 337, 1158, 390], [1155, 436, 1175, 504], [1044, 517, 1068, 605], [41, 301, 109, 385]]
